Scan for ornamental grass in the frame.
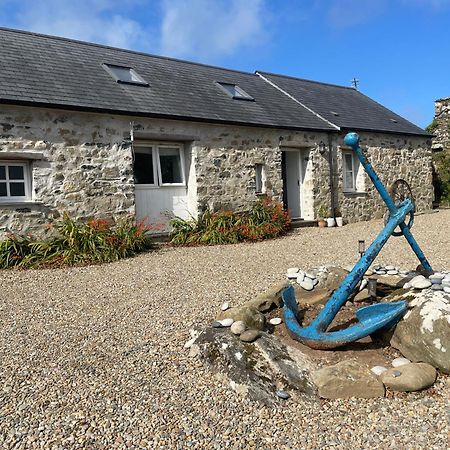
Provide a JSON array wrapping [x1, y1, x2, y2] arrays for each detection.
[[0, 215, 153, 269], [169, 197, 291, 246]]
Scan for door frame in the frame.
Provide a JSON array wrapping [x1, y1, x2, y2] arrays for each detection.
[[281, 147, 308, 220], [133, 141, 189, 227]]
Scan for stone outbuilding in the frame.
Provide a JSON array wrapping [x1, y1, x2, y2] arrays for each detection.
[[431, 97, 450, 152], [0, 28, 433, 235]]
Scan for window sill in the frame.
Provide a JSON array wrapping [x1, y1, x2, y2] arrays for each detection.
[[0, 152, 45, 160], [0, 201, 43, 207], [343, 191, 367, 197]]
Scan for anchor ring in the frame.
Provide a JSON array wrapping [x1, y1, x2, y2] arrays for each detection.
[[383, 179, 415, 236]]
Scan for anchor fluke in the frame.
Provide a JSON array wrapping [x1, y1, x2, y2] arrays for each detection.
[[282, 286, 408, 350]]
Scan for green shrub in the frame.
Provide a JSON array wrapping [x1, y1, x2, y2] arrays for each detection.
[[0, 215, 152, 269], [433, 151, 450, 206], [170, 198, 291, 246]]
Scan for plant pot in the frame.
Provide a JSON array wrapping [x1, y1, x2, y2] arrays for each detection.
[[318, 219, 327, 228], [326, 217, 336, 227], [335, 216, 343, 227]]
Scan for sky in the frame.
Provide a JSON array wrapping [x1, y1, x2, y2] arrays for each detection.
[[0, 0, 449, 128]]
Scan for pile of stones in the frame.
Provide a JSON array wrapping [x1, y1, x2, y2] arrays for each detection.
[[404, 272, 450, 292], [211, 301, 283, 343], [186, 263, 449, 403], [286, 267, 319, 291]]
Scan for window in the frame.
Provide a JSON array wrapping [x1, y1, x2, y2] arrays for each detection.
[[102, 63, 149, 86], [342, 151, 365, 193], [255, 164, 265, 194], [0, 162, 31, 201], [216, 82, 254, 101], [343, 152, 355, 191], [134, 148, 155, 185], [133, 144, 185, 186]]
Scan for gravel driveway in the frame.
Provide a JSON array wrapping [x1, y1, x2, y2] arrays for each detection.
[[1, 210, 449, 449]]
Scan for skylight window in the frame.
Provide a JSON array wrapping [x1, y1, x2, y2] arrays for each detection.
[[216, 82, 254, 101], [102, 63, 149, 86]]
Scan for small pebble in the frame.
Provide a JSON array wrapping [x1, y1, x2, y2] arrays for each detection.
[[360, 279, 368, 291], [275, 390, 290, 400], [212, 320, 222, 328], [218, 318, 234, 327], [230, 321, 246, 335], [392, 357, 411, 367], [371, 366, 387, 376], [269, 317, 282, 325], [221, 302, 230, 311], [239, 329, 260, 343], [387, 270, 398, 275], [296, 272, 305, 283], [300, 279, 314, 291], [392, 370, 402, 378]]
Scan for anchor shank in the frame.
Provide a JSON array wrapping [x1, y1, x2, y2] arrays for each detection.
[[349, 135, 433, 273], [309, 201, 413, 332]]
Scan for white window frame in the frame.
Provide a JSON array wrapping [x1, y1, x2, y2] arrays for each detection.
[[133, 146, 158, 187], [255, 163, 265, 194], [342, 151, 357, 192], [133, 143, 186, 188], [0, 161, 32, 202]]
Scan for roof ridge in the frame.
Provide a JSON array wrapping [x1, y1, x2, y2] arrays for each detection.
[[257, 70, 356, 90], [0, 26, 258, 77], [256, 72, 340, 130]]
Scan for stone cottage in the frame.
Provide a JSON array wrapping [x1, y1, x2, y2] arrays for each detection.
[[0, 28, 433, 235]]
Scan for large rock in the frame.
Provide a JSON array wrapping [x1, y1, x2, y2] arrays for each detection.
[[193, 327, 316, 405], [294, 266, 349, 305], [391, 290, 450, 374], [246, 281, 289, 312], [219, 305, 265, 330], [380, 363, 436, 392], [312, 360, 385, 399]]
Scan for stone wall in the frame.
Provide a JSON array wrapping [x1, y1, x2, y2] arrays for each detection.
[[0, 104, 433, 236], [334, 132, 433, 223], [432, 97, 450, 151], [0, 107, 136, 236], [195, 129, 329, 220]]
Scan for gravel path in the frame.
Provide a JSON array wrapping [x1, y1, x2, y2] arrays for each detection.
[[1, 210, 449, 449]]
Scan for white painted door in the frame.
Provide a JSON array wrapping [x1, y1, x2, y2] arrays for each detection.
[[133, 144, 189, 230], [284, 150, 301, 219]]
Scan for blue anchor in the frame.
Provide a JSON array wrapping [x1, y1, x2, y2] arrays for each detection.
[[282, 132, 433, 349]]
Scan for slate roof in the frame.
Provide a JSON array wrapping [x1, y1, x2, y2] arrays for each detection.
[[0, 28, 334, 132], [257, 71, 429, 136], [0, 27, 429, 136]]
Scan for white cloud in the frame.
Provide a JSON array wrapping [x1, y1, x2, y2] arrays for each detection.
[[3, 0, 153, 51], [159, 0, 268, 61], [325, 0, 387, 28]]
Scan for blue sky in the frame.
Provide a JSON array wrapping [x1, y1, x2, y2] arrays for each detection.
[[0, 0, 449, 127]]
